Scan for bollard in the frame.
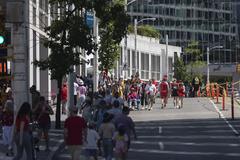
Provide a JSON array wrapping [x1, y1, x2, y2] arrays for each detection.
[[216, 84, 219, 103], [222, 89, 225, 111], [206, 83, 210, 97], [198, 87, 201, 97], [211, 83, 215, 99], [231, 81, 234, 120]]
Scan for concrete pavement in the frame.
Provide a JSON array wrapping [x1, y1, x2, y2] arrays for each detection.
[[2, 97, 239, 160], [54, 97, 240, 160]]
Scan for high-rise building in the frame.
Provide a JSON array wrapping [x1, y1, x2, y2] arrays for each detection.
[[127, 0, 240, 64]]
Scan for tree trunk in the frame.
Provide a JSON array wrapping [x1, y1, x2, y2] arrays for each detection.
[[55, 78, 62, 129]]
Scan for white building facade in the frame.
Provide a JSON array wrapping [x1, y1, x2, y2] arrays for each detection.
[[115, 34, 182, 81], [28, 0, 52, 98]]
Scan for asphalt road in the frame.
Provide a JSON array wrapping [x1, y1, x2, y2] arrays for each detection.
[[55, 97, 240, 160]]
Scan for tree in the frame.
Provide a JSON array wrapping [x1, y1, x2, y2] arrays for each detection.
[[33, 0, 129, 128], [184, 41, 205, 81], [96, 0, 130, 71], [34, 0, 97, 129], [128, 24, 160, 39], [173, 57, 189, 82], [184, 41, 201, 61]]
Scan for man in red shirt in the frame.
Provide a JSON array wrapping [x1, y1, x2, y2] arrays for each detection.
[[64, 107, 87, 160]]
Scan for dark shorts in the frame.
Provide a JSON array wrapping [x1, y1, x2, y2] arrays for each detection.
[[38, 123, 51, 132], [172, 90, 178, 97], [85, 149, 97, 157]]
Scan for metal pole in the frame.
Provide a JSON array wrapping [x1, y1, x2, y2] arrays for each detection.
[[67, 68, 74, 108], [207, 47, 210, 84], [123, 0, 128, 79], [93, 11, 99, 92], [134, 18, 137, 75], [231, 81, 235, 120], [166, 34, 168, 76]]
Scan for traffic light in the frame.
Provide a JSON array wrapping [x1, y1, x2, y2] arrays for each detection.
[[0, 35, 4, 44]]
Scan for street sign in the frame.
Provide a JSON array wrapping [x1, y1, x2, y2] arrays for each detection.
[[86, 11, 94, 29]]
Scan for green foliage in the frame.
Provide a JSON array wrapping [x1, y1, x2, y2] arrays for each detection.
[[128, 25, 160, 39], [184, 41, 201, 61], [173, 57, 189, 82], [189, 60, 206, 68], [96, 0, 130, 70]]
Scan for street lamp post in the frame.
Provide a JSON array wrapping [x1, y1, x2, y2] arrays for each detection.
[[207, 45, 223, 84], [123, 0, 137, 79], [134, 17, 156, 77]]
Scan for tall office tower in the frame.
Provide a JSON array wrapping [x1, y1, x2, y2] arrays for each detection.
[[128, 0, 240, 63]]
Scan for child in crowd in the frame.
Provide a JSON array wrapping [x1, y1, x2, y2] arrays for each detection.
[[1, 100, 14, 156], [113, 125, 129, 160], [127, 88, 137, 110], [85, 122, 100, 160]]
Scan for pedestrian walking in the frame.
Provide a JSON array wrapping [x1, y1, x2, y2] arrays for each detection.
[[159, 76, 169, 108], [85, 122, 100, 160], [177, 81, 185, 109], [29, 85, 40, 112], [74, 81, 79, 106], [140, 82, 148, 110], [77, 80, 87, 111], [33, 96, 53, 151], [145, 80, 156, 111], [1, 100, 14, 156], [99, 113, 115, 160], [171, 79, 179, 108], [113, 124, 129, 160], [64, 107, 87, 160], [13, 102, 33, 160], [114, 107, 137, 150], [61, 83, 68, 114]]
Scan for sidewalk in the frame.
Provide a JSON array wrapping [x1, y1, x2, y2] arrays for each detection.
[[0, 114, 66, 160]]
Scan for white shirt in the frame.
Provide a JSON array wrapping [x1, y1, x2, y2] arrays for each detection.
[[74, 82, 79, 95], [86, 129, 100, 149]]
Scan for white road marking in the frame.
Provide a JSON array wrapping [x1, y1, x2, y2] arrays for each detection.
[[209, 99, 240, 136], [159, 126, 162, 134], [129, 148, 240, 156], [158, 142, 164, 150], [132, 141, 240, 147]]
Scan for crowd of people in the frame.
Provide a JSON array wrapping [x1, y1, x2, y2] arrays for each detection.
[[60, 73, 195, 160], [0, 72, 202, 160]]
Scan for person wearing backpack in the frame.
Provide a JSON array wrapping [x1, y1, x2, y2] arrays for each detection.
[[33, 96, 54, 151]]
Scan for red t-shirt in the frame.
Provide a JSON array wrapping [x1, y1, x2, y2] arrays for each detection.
[[160, 81, 168, 96], [64, 116, 87, 145], [61, 86, 68, 101], [2, 111, 14, 126], [15, 115, 30, 132]]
